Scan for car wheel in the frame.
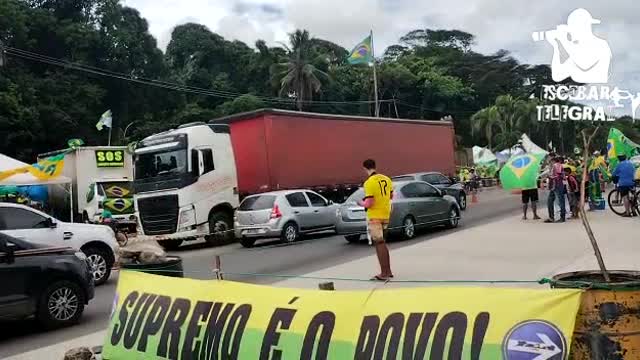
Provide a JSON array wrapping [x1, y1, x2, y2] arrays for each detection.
[[240, 238, 256, 248], [37, 280, 85, 329], [344, 234, 361, 243], [402, 216, 416, 239], [84, 247, 111, 286], [446, 207, 460, 229], [205, 212, 234, 246], [458, 193, 467, 210], [161, 239, 183, 251], [281, 222, 299, 243]]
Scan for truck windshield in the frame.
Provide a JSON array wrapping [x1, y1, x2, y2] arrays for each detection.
[[135, 149, 187, 180]]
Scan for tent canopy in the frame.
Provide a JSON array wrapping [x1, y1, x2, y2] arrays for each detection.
[[0, 153, 71, 186], [472, 146, 497, 165]]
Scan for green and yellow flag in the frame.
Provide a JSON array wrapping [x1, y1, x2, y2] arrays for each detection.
[[0, 153, 66, 182], [347, 34, 373, 65], [499, 153, 545, 190], [607, 128, 640, 170]]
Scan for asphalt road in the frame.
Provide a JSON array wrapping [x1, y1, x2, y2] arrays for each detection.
[[0, 189, 524, 358]]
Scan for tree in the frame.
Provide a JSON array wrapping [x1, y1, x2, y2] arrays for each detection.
[[471, 95, 532, 150], [271, 29, 329, 111]]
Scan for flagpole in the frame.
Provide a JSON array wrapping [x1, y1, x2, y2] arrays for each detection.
[[108, 126, 112, 146], [370, 30, 379, 118]]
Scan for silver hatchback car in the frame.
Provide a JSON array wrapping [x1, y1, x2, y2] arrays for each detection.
[[235, 190, 338, 247], [335, 180, 460, 243]]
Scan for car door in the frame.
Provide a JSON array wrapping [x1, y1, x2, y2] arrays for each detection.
[[398, 183, 431, 226], [305, 192, 334, 228], [0, 207, 65, 247], [284, 192, 314, 231], [0, 235, 35, 319], [413, 182, 450, 225]]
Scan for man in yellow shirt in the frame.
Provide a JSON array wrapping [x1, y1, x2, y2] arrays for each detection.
[[358, 159, 394, 280]]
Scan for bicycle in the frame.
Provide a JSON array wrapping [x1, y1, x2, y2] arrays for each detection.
[[607, 180, 640, 217]]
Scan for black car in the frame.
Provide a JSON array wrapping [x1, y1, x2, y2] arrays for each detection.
[[0, 233, 94, 328], [392, 172, 467, 210]]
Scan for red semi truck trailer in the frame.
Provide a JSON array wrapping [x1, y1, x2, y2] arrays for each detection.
[[214, 109, 456, 196], [133, 109, 455, 245]]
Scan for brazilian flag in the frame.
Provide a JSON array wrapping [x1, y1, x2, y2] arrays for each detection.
[[499, 154, 545, 190]]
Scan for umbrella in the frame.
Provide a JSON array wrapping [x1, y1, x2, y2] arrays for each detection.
[[499, 154, 545, 190]]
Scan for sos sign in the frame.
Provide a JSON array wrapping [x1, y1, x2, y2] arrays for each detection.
[[95, 150, 125, 168]]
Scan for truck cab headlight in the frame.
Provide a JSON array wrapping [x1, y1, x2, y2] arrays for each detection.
[[179, 208, 196, 226]]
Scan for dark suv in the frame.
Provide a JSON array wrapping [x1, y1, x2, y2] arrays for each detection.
[[0, 233, 94, 328], [392, 172, 467, 210]]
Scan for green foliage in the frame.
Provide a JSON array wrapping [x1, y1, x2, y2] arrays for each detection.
[[1, 0, 638, 163]]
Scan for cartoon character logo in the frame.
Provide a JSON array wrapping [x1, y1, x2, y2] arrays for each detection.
[[533, 8, 612, 84]]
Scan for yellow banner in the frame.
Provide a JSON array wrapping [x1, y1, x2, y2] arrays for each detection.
[[103, 271, 582, 360]]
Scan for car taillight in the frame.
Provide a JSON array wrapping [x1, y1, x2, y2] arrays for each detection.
[[270, 205, 282, 219]]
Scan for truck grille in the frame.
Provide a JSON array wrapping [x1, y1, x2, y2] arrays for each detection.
[[137, 195, 179, 235]]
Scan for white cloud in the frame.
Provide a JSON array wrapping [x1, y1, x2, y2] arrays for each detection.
[[124, 0, 640, 114]]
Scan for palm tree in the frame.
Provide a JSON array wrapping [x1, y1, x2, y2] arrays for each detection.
[[271, 30, 329, 111], [471, 95, 533, 150], [471, 106, 500, 149]]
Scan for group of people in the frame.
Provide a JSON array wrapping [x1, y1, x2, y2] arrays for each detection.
[[521, 152, 637, 221]]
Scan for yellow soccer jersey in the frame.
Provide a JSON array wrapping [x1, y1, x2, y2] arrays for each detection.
[[363, 173, 393, 220]]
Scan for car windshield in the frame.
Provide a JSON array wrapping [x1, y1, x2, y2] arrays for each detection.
[[391, 176, 414, 182], [135, 149, 187, 180], [239, 195, 276, 211]]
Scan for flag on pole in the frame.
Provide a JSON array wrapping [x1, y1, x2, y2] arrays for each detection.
[[347, 35, 374, 65], [96, 110, 113, 131]]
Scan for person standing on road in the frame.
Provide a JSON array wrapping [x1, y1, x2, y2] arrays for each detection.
[[358, 159, 394, 281], [545, 156, 567, 223], [521, 179, 540, 220], [565, 167, 579, 218], [612, 154, 636, 217]]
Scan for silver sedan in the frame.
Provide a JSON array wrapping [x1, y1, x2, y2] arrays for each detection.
[[335, 180, 460, 243]]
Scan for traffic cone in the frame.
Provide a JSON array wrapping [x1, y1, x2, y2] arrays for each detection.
[[471, 192, 478, 203]]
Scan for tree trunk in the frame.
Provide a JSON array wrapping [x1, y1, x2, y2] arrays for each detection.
[[579, 127, 610, 282]]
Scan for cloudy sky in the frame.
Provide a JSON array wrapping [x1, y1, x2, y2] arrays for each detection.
[[124, 0, 640, 114]]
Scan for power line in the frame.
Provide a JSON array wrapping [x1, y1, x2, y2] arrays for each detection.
[[4, 46, 393, 106]]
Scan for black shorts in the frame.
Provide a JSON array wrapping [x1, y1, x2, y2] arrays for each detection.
[[618, 186, 633, 197], [521, 189, 539, 203]]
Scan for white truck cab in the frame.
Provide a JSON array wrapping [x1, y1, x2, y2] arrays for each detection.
[[133, 122, 238, 249]]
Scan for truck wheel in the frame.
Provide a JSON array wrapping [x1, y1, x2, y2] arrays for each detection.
[[281, 222, 299, 243], [344, 234, 360, 243], [37, 280, 85, 329], [205, 212, 234, 246], [240, 238, 256, 248], [161, 239, 183, 251], [84, 247, 112, 286]]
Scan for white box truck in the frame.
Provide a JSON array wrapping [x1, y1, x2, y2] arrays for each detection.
[[38, 147, 135, 227]]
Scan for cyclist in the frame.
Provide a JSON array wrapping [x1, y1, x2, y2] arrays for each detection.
[[612, 154, 636, 217]]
